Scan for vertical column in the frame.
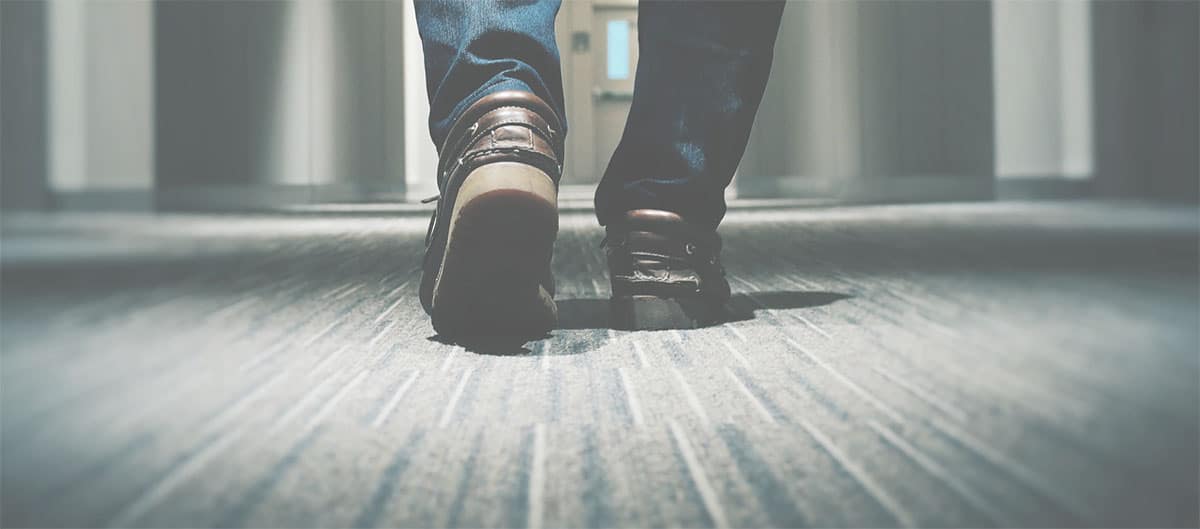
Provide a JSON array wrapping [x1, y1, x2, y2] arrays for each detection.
[[993, 0, 1094, 182], [43, 0, 155, 209]]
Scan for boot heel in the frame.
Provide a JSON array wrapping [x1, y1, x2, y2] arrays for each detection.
[[453, 162, 557, 211], [431, 162, 559, 337]]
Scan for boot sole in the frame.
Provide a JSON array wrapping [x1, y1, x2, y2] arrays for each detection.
[[431, 162, 558, 338]]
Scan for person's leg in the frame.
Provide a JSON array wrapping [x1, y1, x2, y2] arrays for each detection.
[[415, 0, 566, 148], [594, 0, 785, 230], [415, 0, 568, 339], [599, 0, 784, 330]]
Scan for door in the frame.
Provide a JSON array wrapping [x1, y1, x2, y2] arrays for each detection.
[[590, 4, 638, 182], [558, 0, 639, 193]]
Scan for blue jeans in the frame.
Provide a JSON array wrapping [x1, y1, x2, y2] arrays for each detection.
[[415, 0, 785, 229]]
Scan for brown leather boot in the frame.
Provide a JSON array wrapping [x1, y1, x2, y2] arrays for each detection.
[[604, 209, 731, 330], [419, 91, 563, 338]]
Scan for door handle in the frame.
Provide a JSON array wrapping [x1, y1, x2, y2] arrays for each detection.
[[592, 87, 635, 101]]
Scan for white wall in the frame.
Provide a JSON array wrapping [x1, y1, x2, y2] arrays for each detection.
[[402, 0, 439, 201], [48, 0, 154, 194], [992, 0, 1093, 179]]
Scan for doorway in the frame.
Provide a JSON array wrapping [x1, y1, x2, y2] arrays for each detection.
[[557, 0, 639, 199]]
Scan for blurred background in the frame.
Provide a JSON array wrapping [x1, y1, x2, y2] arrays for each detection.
[[2, 2, 1198, 528], [2, 0, 1196, 211]]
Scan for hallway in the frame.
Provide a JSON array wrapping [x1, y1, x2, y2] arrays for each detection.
[[2, 201, 1197, 527]]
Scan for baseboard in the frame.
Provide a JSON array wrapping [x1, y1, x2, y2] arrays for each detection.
[[51, 190, 154, 211], [154, 183, 406, 212], [996, 177, 1094, 200], [43, 177, 1094, 213], [736, 174, 995, 204]]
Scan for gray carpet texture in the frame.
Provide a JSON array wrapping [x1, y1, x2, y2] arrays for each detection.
[[2, 200, 1197, 528]]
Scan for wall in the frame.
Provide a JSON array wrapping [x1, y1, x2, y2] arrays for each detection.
[[48, 0, 154, 209], [3, 0, 1197, 211], [993, 0, 1093, 180], [740, 0, 995, 203], [1092, 0, 1199, 201], [154, 0, 407, 210], [0, 0, 49, 210]]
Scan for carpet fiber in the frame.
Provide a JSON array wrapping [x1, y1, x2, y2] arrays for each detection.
[[2, 201, 1197, 527]]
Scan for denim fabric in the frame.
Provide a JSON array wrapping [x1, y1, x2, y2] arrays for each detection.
[[595, 1, 785, 229], [414, 0, 567, 151], [415, 0, 784, 228]]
